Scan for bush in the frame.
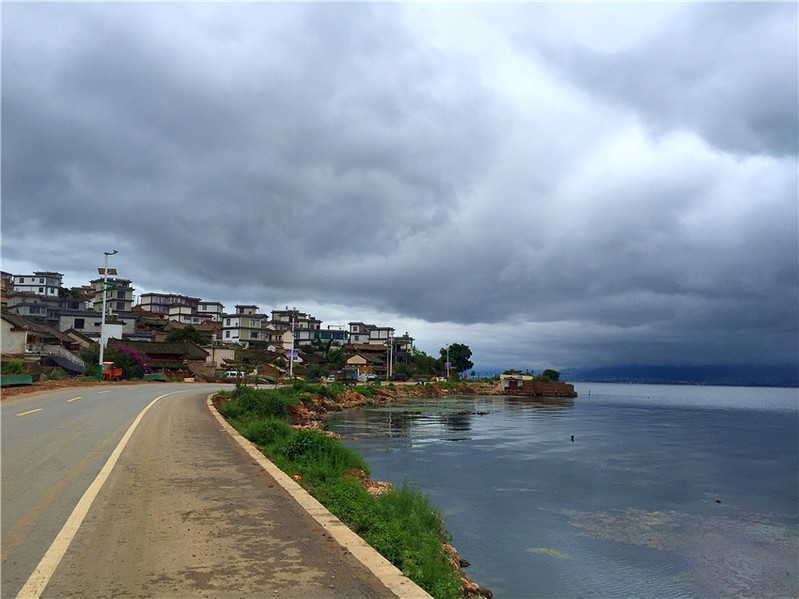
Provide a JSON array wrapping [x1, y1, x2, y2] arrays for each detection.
[[3, 361, 25, 375], [354, 382, 382, 398], [235, 386, 289, 420], [241, 418, 294, 449], [279, 429, 369, 479]]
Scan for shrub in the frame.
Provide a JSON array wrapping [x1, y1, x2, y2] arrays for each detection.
[[241, 418, 294, 449], [235, 386, 289, 420], [354, 382, 382, 398], [3, 361, 25, 375], [279, 429, 369, 478]]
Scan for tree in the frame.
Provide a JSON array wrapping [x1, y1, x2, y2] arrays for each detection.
[[79, 344, 149, 379], [440, 343, 473, 374], [411, 348, 443, 376], [542, 369, 560, 382], [167, 325, 204, 344]]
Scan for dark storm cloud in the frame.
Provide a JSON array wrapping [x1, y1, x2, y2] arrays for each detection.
[[2, 3, 796, 373]]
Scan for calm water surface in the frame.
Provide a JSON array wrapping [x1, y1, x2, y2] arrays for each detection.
[[327, 384, 799, 599]]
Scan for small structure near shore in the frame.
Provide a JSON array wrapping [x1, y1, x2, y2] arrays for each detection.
[[499, 375, 577, 398]]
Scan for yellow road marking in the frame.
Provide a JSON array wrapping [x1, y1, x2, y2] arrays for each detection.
[[17, 409, 43, 417], [67, 397, 81, 403]]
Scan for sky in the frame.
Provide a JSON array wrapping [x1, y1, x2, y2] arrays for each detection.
[[2, 2, 797, 376]]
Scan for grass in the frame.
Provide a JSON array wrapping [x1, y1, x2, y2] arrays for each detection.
[[215, 386, 463, 599]]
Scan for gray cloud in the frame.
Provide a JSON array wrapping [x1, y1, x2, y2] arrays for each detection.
[[538, 3, 798, 157], [2, 3, 796, 374]]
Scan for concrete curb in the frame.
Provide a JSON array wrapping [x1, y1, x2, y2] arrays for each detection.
[[206, 395, 433, 599]]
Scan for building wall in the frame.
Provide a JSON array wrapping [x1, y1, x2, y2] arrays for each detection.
[[0, 321, 26, 354]]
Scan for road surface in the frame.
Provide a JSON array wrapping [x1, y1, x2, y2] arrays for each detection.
[[2, 384, 400, 598]]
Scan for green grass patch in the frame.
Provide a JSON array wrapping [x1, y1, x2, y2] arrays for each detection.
[[216, 388, 463, 599], [353, 381, 383, 398]]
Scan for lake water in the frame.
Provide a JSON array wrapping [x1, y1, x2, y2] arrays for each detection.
[[327, 384, 799, 599]]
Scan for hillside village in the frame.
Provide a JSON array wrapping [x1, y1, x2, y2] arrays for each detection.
[[0, 270, 422, 383]]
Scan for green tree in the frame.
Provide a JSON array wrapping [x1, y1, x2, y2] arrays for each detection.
[[79, 344, 145, 379], [542, 369, 561, 381], [167, 325, 204, 344], [440, 343, 473, 374], [411, 348, 443, 376]]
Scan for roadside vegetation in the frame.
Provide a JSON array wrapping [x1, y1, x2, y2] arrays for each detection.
[[215, 383, 464, 599]]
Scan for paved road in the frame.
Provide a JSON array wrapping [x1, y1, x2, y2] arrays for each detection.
[[2, 384, 398, 598]]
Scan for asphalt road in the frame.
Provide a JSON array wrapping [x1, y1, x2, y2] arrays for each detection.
[[1, 384, 398, 598]]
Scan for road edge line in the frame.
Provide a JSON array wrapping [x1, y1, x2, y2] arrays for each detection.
[[206, 394, 433, 599], [15, 391, 180, 599]]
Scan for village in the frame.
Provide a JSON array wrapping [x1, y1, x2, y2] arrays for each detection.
[[0, 269, 424, 384]]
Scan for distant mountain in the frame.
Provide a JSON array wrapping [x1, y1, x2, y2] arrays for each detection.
[[562, 364, 799, 387]]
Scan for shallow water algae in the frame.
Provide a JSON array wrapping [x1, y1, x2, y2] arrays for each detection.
[[526, 547, 573, 559]]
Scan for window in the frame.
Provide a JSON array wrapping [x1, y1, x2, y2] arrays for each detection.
[[39, 288, 44, 293], [116, 302, 125, 310], [225, 331, 230, 338], [117, 291, 125, 299], [75, 318, 85, 329], [39, 278, 44, 284], [226, 318, 231, 326], [18, 277, 24, 283], [29, 306, 40, 314]]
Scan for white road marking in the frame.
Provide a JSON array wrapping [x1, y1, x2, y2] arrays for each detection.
[[15, 391, 183, 599]]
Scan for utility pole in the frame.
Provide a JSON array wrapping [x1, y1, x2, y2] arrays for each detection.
[[98, 250, 118, 380], [446, 344, 451, 380]]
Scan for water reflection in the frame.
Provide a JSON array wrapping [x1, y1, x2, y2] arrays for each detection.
[[328, 395, 576, 441]]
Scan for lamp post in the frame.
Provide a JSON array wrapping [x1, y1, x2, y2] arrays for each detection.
[[288, 307, 297, 381], [446, 344, 451, 381], [387, 333, 393, 382], [98, 250, 118, 380]]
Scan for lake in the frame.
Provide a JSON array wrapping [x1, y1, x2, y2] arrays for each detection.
[[327, 383, 799, 599]]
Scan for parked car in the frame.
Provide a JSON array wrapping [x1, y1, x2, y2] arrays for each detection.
[[224, 371, 246, 379], [365, 373, 378, 381]]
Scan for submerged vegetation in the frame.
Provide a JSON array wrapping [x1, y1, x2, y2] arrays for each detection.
[[215, 384, 464, 599]]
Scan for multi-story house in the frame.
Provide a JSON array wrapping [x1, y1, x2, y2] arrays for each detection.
[[90, 278, 134, 314], [197, 301, 224, 322], [221, 305, 268, 346], [315, 325, 349, 345], [168, 305, 205, 325], [271, 308, 322, 345], [138, 292, 200, 316], [11, 272, 63, 298], [348, 322, 395, 346]]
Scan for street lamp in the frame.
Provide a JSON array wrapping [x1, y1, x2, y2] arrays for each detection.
[[387, 332, 393, 382], [288, 307, 297, 381], [98, 250, 118, 380]]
